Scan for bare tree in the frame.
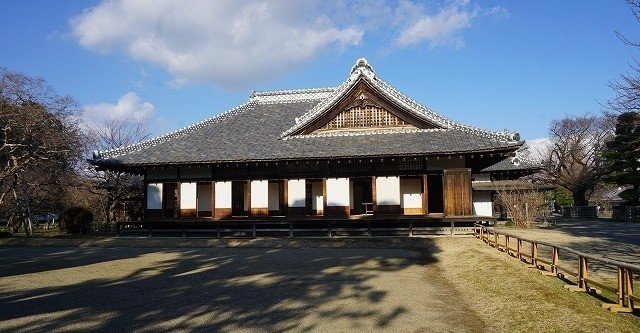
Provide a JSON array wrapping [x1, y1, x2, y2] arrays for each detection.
[[540, 116, 614, 206], [85, 115, 152, 224], [0, 68, 83, 235], [608, 0, 640, 113]]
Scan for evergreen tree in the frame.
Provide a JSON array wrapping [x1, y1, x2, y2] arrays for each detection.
[[603, 111, 640, 206]]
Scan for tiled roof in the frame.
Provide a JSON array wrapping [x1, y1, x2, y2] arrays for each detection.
[[481, 141, 544, 172], [93, 59, 523, 167], [280, 59, 520, 142]]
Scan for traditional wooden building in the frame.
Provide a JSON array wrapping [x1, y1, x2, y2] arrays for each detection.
[[91, 59, 524, 223]]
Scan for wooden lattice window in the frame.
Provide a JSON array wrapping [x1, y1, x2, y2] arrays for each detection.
[[320, 105, 410, 130]]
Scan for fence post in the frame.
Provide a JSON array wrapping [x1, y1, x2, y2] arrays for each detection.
[[551, 247, 559, 275], [625, 269, 634, 311], [517, 239, 522, 261], [531, 242, 538, 267], [603, 267, 634, 312], [505, 235, 510, 254], [578, 256, 588, 290], [494, 231, 498, 248], [607, 267, 635, 312]]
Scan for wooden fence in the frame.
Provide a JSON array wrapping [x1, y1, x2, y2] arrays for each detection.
[[474, 224, 639, 313], [562, 206, 598, 218], [612, 206, 640, 222], [115, 219, 490, 238]]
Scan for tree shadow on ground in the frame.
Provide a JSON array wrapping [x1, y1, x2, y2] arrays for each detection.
[[0, 240, 442, 332], [550, 218, 640, 246]]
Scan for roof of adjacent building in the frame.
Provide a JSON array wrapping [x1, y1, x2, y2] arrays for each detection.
[[92, 58, 523, 167], [472, 180, 554, 191], [481, 139, 545, 172]]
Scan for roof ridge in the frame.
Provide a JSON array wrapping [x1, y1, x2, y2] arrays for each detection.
[[95, 101, 255, 160], [250, 87, 336, 104], [251, 87, 335, 97]]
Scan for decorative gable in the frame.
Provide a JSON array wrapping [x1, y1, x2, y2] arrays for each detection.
[[300, 80, 438, 135], [319, 105, 412, 131]]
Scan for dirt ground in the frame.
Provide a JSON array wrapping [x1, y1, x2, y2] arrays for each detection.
[[497, 218, 640, 266], [1, 237, 639, 332]]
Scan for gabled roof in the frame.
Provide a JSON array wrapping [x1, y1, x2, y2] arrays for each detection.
[[280, 59, 520, 142], [92, 58, 523, 167]]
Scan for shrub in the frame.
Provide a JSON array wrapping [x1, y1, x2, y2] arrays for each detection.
[[59, 207, 93, 235], [496, 188, 548, 228]]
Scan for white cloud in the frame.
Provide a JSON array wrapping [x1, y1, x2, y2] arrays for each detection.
[[393, 1, 477, 48], [393, 1, 509, 49], [70, 0, 363, 88], [70, 1, 507, 87], [84, 91, 155, 124]]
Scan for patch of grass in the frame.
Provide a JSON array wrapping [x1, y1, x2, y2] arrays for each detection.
[[434, 238, 640, 333]]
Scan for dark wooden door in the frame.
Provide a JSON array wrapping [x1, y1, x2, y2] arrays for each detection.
[[232, 181, 245, 216], [162, 183, 178, 218], [427, 174, 444, 214], [443, 168, 472, 216]]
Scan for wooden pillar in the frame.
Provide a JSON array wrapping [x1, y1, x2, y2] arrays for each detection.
[[143, 172, 148, 219], [422, 174, 428, 215], [282, 180, 288, 216], [246, 180, 251, 216], [371, 176, 377, 214], [322, 178, 327, 216], [176, 182, 182, 218]]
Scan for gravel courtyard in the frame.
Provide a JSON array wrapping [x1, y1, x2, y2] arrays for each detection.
[[1, 237, 639, 332]]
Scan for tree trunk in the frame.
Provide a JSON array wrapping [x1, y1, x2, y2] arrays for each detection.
[[572, 190, 588, 206]]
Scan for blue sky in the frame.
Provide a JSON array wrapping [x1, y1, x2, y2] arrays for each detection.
[[1, 0, 638, 140]]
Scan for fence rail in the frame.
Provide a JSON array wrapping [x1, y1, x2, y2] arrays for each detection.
[[474, 224, 639, 313], [115, 219, 494, 238]]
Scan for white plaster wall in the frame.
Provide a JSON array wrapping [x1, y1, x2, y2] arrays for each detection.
[[326, 178, 350, 207], [180, 182, 197, 209], [426, 158, 465, 171], [376, 176, 400, 205], [473, 173, 491, 183], [147, 183, 163, 209], [311, 181, 324, 211], [288, 179, 306, 208], [473, 191, 493, 217], [197, 183, 212, 211], [215, 181, 232, 209], [400, 178, 422, 209], [251, 180, 269, 208], [268, 182, 280, 211], [180, 166, 212, 179], [147, 167, 178, 180]]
